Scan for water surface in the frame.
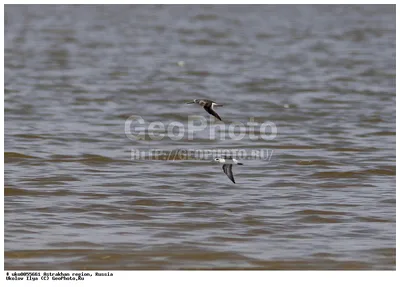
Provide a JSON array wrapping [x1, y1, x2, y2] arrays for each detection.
[[4, 5, 395, 270]]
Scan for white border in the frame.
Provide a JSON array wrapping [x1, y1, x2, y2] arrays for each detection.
[[1, 3, 397, 286]]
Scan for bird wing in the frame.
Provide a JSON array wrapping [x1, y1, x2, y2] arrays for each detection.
[[222, 164, 235, 183], [204, 106, 222, 121]]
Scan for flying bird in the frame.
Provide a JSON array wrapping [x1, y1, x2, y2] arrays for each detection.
[[186, 99, 223, 121], [213, 157, 243, 184]]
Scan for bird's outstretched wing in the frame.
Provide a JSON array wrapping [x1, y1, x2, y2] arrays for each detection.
[[222, 164, 235, 183], [204, 106, 222, 121]]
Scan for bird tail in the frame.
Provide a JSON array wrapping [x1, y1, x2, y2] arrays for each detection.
[[237, 163, 244, 165], [214, 104, 223, 107]]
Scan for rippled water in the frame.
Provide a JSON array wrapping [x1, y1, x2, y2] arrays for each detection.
[[4, 5, 395, 270]]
